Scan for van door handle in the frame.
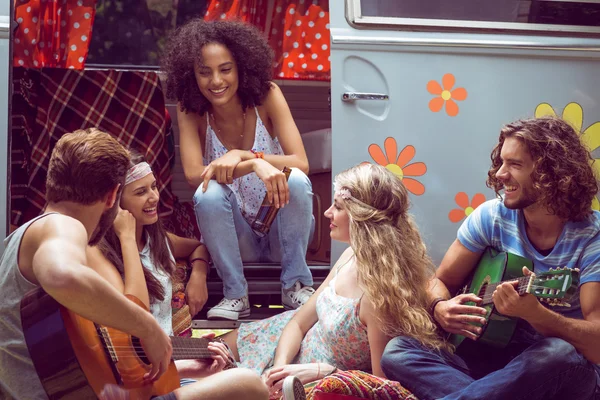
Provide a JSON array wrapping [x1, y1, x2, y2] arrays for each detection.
[[341, 92, 389, 102]]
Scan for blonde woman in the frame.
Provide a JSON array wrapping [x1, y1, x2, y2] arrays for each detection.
[[219, 163, 445, 398]]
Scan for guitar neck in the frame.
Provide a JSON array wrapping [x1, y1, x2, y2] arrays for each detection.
[[480, 275, 532, 306], [170, 337, 214, 361]]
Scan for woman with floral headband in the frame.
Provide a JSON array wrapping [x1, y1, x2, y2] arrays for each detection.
[[91, 151, 212, 321], [86, 151, 237, 384], [215, 163, 447, 399], [87, 151, 276, 400], [162, 19, 315, 321]]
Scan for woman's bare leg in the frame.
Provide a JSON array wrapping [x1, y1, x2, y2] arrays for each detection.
[[220, 329, 240, 361], [174, 368, 268, 400]]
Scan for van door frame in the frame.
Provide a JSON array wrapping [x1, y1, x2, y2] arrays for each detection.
[[0, 1, 12, 253]]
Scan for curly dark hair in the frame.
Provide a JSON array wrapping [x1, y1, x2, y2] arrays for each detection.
[[487, 116, 598, 221], [162, 19, 274, 115]]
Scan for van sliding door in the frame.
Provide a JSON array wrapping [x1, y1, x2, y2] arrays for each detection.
[[329, 0, 600, 263]]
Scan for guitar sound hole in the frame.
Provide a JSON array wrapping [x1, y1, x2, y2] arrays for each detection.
[[131, 336, 150, 365]]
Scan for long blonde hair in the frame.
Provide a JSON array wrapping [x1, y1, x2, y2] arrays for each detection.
[[335, 163, 445, 350]]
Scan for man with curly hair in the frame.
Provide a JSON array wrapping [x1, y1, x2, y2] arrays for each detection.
[[381, 116, 600, 400], [163, 19, 315, 320]]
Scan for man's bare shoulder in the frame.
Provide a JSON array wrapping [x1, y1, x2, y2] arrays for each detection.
[[27, 214, 88, 243], [19, 214, 89, 281]]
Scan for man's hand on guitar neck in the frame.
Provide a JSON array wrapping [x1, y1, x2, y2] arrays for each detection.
[[433, 294, 488, 341], [492, 267, 543, 321]]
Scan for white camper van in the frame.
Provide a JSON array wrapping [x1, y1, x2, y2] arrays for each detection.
[[4, 0, 600, 327]]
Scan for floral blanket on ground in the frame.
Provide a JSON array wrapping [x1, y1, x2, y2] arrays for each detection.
[[302, 370, 418, 400]]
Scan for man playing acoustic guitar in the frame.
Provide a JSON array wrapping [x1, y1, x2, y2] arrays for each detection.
[[381, 117, 600, 400], [0, 129, 269, 400]]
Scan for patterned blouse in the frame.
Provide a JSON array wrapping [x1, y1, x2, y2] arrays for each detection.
[[203, 107, 284, 225]]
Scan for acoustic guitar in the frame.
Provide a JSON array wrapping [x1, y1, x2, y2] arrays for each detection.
[[449, 248, 579, 350], [20, 287, 235, 400]]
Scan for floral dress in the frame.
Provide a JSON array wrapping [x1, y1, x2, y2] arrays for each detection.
[[236, 265, 371, 375]]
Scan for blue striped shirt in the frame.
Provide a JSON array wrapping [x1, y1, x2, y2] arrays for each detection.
[[458, 199, 600, 319]]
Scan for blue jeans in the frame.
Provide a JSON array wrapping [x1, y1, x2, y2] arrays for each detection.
[[193, 168, 314, 299], [381, 334, 598, 400]]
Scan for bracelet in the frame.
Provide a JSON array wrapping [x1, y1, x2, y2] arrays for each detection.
[[189, 257, 209, 266], [428, 297, 447, 316], [316, 363, 320, 380], [250, 149, 264, 159]]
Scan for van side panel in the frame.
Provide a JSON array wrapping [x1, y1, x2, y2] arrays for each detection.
[[0, 3, 12, 254], [330, 1, 600, 264]]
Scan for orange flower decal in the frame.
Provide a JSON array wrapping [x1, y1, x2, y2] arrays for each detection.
[[368, 137, 427, 195], [427, 73, 468, 117], [448, 192, 486, 223]]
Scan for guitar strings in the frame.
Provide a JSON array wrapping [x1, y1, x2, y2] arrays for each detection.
[[102, 332, 217, 342], [479, 283, 562, 294], [479, 286, 566, 302], [479, 284, 565, 300], [95, 333, 227, 355], [99, 345, 218, 355], [96, 341, 226, 354]]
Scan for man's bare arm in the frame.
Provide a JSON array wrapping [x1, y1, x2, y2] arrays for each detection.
[[430, 239, 487, 339], [434, 239, 484, 298], [519, 282, 600, 364], [31, 224, 157, 337], [27, 217, 173, 381]]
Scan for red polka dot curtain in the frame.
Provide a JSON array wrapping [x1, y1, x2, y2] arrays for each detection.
[[205, 0, 268, 29], [13, 0, 96, 69], [205, 0, 330, 81]]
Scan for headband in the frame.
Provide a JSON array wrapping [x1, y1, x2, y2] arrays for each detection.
[[333, 182, 377, 211], [125, 162, 153, 186]]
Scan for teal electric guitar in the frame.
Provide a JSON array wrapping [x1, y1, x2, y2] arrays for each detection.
[[449, 248, 579, 349]]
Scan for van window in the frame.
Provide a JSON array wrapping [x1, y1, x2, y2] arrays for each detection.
[[352, 0, 600, 35], [87, 1, 208, 67]]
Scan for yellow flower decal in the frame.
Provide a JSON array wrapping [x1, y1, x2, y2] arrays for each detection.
[[535, 102, 600, 210], [368, 137, 427, 195]]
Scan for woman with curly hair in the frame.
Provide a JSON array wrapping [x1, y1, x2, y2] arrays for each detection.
[[162, 19, 315, 321], [215, 163, 445, 398], [381, 116, 600, 400]]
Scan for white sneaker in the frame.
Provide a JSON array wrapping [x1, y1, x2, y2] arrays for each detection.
[[282, 282, 315, 310], [282, 376, 306, 400], [206, 296, 250, 320]]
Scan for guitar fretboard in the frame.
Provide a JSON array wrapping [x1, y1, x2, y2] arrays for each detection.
[[479, 275, 531, 305], [170, 336, 214, 360]]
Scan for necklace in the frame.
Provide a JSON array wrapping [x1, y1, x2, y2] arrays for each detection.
[[210, 111, 246, 138]]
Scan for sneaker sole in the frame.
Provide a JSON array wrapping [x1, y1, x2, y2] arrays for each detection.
[[206, 308, 251, 321], [282, 376, 305, 400]]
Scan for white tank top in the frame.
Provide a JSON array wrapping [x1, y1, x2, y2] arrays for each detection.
[[0, 213, 58, 399], [139, 235, 175, 336]]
